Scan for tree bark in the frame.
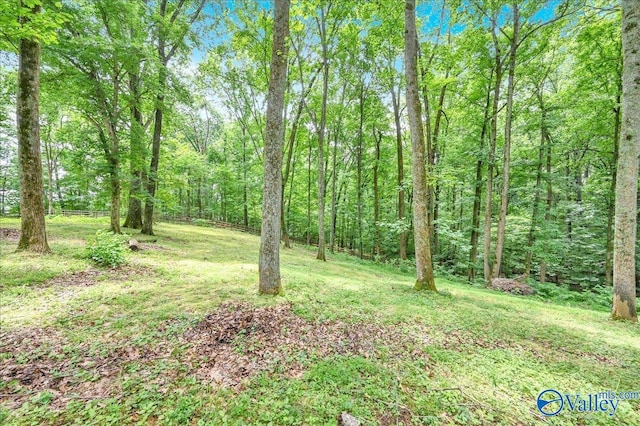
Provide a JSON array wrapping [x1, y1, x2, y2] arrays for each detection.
[[124, 68, 144, 229], [17, 3, 50, 253], [142, 52, 165, 235], [405, 0, 436, 291], [430, 77, 448, 258], [483, 17, 504, 283], [605, 94, 621, 286], [330, 126, 338, 253], [539, 133, 552, 283], [259, 0, 289, 295], [468, 79, 492, 281], [524, 90, 547, 277], [356, 82, 365, 259], [492, 3, 519, 279], [612, 0, 639, 322], [315, 7, 330, 262], [307, 143, 311, 245], [373, 128, 382, 257], [391, 86, 407, 259]]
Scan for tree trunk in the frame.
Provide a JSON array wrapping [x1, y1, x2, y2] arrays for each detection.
[[142, 0, 207, 233], [281, 120, 296, 249], [315, 9, 330, 262], [492, 3, 519, 279], [391, 86, 407, 259], [197, 177, 202, 217], [329, 84, 346, 253], [259, 0, 289, 295], [44, 142, 54, 216], [330, 126, 338, 253], [142, 87, 162, 236], [356, 82, 364, 259], [468, 79, 492, 281], [124, 67, 144, 229], [373, 128, 382, 257], [109, 157, 121, 234], [16, 3, 50, 253], [242, 129, 249, 227], [307, 143, 311, 245], [405, 0, 436, 291], [605, 95, 621, 286], [97, 126, 121, 234], [430, 78, 448, 257], [524, 91, 547, 277], [612, 0, 639, 322], [540, 134, 552, 283], [483, 20, 503, 283]]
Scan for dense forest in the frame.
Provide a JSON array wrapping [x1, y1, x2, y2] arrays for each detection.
[[1, 0, 638, 318]]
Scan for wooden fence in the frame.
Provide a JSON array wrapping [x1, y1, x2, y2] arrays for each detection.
[[60, 210, 112, 218]]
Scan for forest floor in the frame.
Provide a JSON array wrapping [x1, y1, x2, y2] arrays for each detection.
[[0, 216, 638, 425]]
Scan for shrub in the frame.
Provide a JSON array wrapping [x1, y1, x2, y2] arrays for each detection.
[[87, 230, 127, 267]]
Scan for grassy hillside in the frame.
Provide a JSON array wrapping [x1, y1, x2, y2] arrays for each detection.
[[1, 216, 638, 425]]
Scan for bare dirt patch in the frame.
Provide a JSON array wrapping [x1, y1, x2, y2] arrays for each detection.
[[42, 265, 155, 288], [0, 228, 20, 241], [0, 327, 175, 411], [139, 242, 168, 251], [182, 302, 428, 389], [489, 278, 535, 295], [0, 327, 118, 410]]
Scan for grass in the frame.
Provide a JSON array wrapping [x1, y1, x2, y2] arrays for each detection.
[[0, 216, 639, 425]]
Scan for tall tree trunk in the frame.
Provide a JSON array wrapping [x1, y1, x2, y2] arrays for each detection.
[[524, 92, 547, 277], [259, 0, 289, 295], [612, 0, 639, 322], [418, 48, 434, 237], [356, 82, 364, 259], [405, 0, 436, 291], [483, 19, 503, 283], [54, 165, 64, 210], [307, 143, 311, 245], [605, 95, 621, 286], [97, 127, 121, 234], [281, 121, 296, 249], [240, 130, 249, 227], [330, 127, 338, 253], [539, 134, 552, 283], [492, 3, 519, 279], [468, 79, 491, 281], [373, 128, 382, 257], [108, 157, 121, 233], [281, 64, 320, 248], [124, 66, 144, 229], [142, 80, 163, 235], [142, 0, 205, 234], [43, 139, 54, 216], [16, 2, 50, 253], [315, 9, 330, 262], [431, 78, 448, 257], [329, 84, 346, 253], [391, 86, 407, 259], [197, 177, 202, 216]]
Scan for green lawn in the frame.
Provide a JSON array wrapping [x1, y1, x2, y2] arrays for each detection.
[[1, 216, 638, 425]]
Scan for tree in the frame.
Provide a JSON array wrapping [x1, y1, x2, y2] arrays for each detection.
[[142, 0, 206, 235], [16, 1, 50, 253], [611, 0, 639, 322], [404, 0, 436, 291], [259, 0, 289, 295]]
